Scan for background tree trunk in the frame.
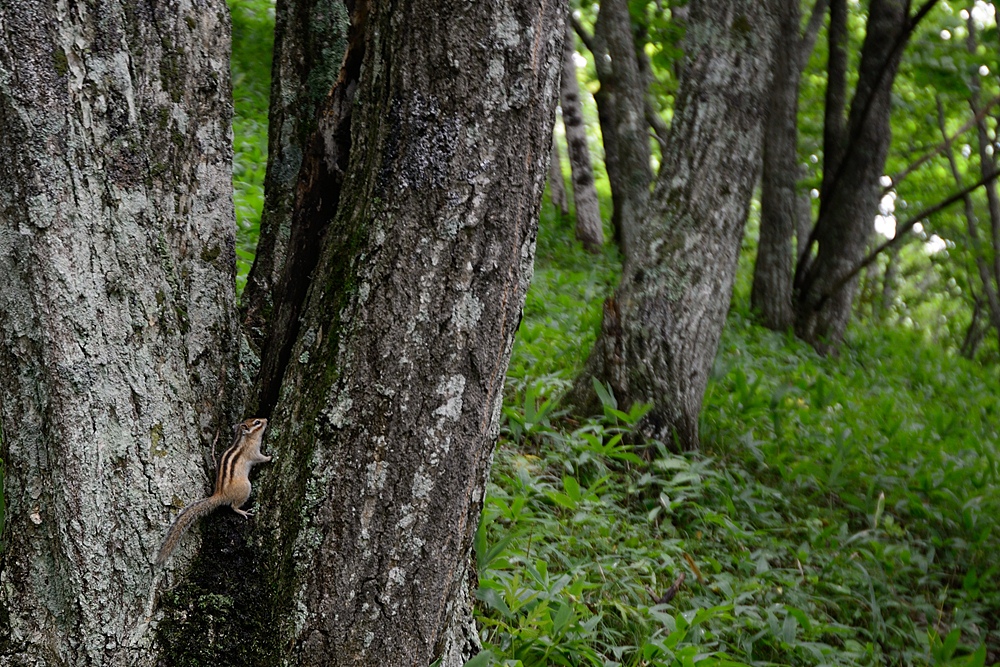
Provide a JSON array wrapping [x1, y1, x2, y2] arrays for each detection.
[[560, 22, 604, 253], [572, 0, 782, 450], [549, 133, 570, 217], [0, 0, 237, 663], [752, 0, 826, 330], [158, 0, 564, 664], [795, 0, 911, 352], [751, 0, 802, 330], [591, 0, 651, 259]]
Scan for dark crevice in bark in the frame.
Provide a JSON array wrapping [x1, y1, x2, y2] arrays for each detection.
[[251, 1, 367, 417], [241, 0, 350, 351]]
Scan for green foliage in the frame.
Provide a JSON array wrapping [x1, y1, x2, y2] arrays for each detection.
[[229, 0, 273, 296], [475, 206, 1000, 664]]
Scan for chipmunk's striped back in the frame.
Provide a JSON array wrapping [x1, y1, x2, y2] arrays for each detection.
[[155, 418, 271, 566]]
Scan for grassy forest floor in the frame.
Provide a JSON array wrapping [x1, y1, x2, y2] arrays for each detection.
[[228, 4, 1000, 664]]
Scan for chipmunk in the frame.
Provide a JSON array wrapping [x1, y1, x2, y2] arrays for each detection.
[[155, 417, 271, 566]]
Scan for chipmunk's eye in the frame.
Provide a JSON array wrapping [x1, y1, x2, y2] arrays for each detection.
[[253, 419, 262, 427]]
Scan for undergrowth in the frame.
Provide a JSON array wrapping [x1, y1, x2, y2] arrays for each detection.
[[224, 5, 1000, 663], [473, 202, 1000, 667]]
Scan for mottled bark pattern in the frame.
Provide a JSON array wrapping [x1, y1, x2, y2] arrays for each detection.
[[592, 0, 651, 258], [0, 0, 236, 664], [254, 0, 565, 664], [575, 0, 780, 450], [560, 22, 603, 252], [795, 0, 910, 351], [240, 0, 349, 350]]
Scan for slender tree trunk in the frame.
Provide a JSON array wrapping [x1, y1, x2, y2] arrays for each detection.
[[155, 0, 565, 664], [821, 0, 849, 205], [549, 132, 570, 217], [751, 0, 802, 330], [571, 0, 782, 450], [591, 0, 651, 260], [795, 0, 911, 352], [240, 0, 349, 352], [0, 0, 237, 663], [752, 0, 827, 330], [560, 22, 604, 252]]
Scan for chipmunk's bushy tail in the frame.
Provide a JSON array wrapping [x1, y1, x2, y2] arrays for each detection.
[[155, 495, 226, 566]]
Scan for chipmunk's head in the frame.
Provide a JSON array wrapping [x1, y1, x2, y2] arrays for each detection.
[[241, 417, 267, 434]]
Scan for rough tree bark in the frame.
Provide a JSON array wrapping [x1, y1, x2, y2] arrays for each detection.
[[157, 0, 565, 664], [240, 0, 349, 351], [560, 22, 604, 252], [795, 0, 912, 352], [0, 0, 237, 664], [571, 0, 782, 450], [265, 0, 562, 661], [751, 0, 827, 330]]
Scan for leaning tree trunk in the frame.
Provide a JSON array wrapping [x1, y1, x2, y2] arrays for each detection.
[[795, 0, 910, 352], [560, 21, 604, 252], [572, 0, 782, 450], [0, 0, 237, 664], [159, 0, 565, 664], [241, 0, 348, 396], [549, 133, 570, 217]]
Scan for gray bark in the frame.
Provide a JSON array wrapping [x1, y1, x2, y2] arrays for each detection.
[[560, 22, 604, 252], [0, 0, 237, 664], [751, 0, 803, 330], [240, 0, 348, 349], [591, 0, 651, 259], [751, 0, 826, 330], [549, 132, 570, 217], [795, 0, 911, 352], [166, 0, 563, 664], [572, 0, 782, 450]]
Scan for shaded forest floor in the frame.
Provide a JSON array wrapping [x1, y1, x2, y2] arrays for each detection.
[[472, 205, 1000, 667]]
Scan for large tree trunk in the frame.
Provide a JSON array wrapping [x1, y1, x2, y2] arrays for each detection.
[[572, 0, 782, 450], [0, 0, 237, 663], [157, 0, 565, 664], [591, 0, 651, 260], [795, 0, 911, 352], [560, 22, 604, 253]]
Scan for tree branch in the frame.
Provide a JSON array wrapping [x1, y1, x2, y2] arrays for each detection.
[[819, 170, 1000, 305], [886, 94, 1000, 191], [571, 14, 599, 56], [798, 0, 829, 72]]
